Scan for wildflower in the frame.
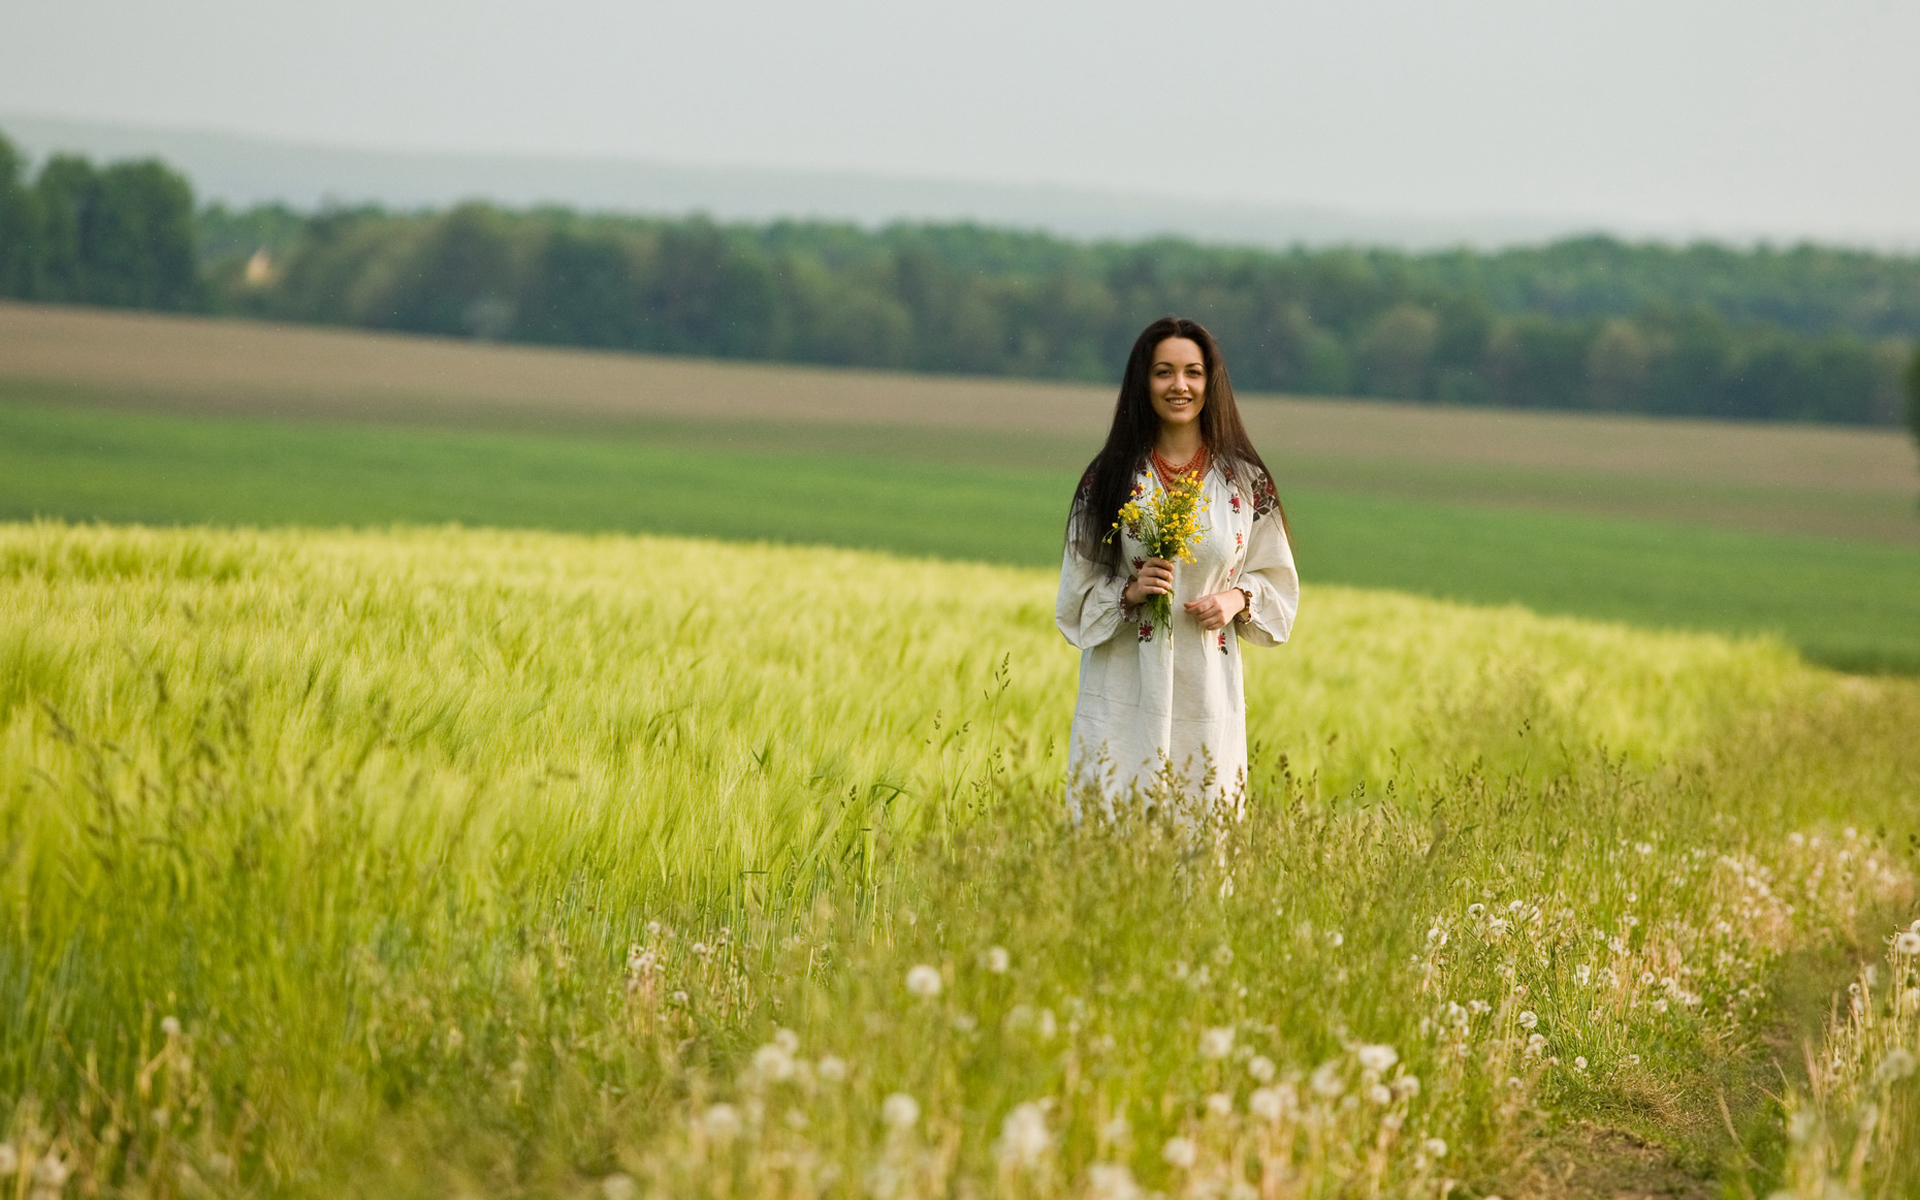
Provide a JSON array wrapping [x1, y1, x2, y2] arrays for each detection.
[[1161, 1136, 1198, 1169], [1250, 1085, 1293, 1121], [1876, 1048, 1917, 1083], [703, 1103, 742, 1142], [1310, 1061, 1344, 1097], [602, 1174, 638, 1200], [906, 964, 943, 998], [1517, 1010, 1538, 1030], [994, 1102, 1051, 1168], [160, 1016, 182, 1038], [882, 1092, 920, 1130], [986, 946, 1011, 973], [1356, 1043, 1398, 1073], [1895, 932, 1920, 956], [1205, 1092, 1233, 1117], [1087, 1163, 1143, 1200], [1200, 1026, 1235, 1059], [753, 1041, 796, 1082], [1247, 1054, 1276, 1083], [1424, 1137, 1448, 1158]]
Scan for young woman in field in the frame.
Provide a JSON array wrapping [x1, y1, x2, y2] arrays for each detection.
[[1056, 316, 1298, 823]]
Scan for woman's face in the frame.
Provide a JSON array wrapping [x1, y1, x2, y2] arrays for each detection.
[[1148, 337, 1208, 432]]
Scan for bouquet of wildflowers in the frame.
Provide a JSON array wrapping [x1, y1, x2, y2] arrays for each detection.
[[1109, 470, 1209, 631]]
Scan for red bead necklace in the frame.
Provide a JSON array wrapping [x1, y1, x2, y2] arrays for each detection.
[[1150, 443, 1209, 491]]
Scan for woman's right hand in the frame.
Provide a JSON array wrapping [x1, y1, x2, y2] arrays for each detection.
[[1124, 557, 1175, 608]]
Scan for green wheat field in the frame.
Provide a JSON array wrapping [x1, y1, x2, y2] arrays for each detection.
[[3, 306, 1920, 1197]]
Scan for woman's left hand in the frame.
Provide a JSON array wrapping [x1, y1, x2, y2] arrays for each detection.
[[1185, 588, 1246, 631]]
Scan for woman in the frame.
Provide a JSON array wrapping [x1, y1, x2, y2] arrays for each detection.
[[1056, 316, 1298, 824]]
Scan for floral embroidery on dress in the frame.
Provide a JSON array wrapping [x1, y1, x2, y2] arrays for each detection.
[[1229, 493, 1242, 513], [1217, 630, 1229, 655], [1235, 530, 1244, 549], [1131, 557, 1146, 571], [1137, 622, 1155, 643], [1249, 467, 1280, 519]]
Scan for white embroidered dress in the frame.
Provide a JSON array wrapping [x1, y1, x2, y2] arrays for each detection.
[[1055, 461, 1298, 818]]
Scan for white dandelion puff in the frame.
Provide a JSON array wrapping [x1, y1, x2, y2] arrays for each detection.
[[1517, 1010, 1539, 1030], [882, 1092, 920, 1130], [601, 1174, 638, 1200], [1161, 1136, 1198, 1169], [816, 1055, 848, 1083], [995, 1102, 1051, 1168], [985, 946, 1011, 973], [1311, 1061, 1345, 1097], [1876, 1048, 1917, 1083], [905, 964, 943, 998], [702, 1103, 742, 1142], [1894, 932, 1920, 956], [1205, 1091, 1233, 1117], [1574, 1056, 1589, 1072], [1356, 1043, 1398, 1073], [1248, 1054, 1276, 1083], [1200, 1026, 1235, 1059], [1087, 1163, 1143, 1200]]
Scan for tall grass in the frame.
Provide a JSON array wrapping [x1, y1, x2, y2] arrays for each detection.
[[1, 522, 1915, 1196]]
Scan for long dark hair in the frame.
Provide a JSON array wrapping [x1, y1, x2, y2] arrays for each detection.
[[1070, 316, 1287, 568]]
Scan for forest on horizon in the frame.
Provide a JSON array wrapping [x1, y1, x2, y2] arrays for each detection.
[[4, 129, 1919, 433]]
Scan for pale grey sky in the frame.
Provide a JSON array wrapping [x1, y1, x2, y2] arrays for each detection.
[[3, 0, 1916, 242]]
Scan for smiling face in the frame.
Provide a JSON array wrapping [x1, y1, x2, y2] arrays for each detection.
[[1148, 337, 1208, 433]]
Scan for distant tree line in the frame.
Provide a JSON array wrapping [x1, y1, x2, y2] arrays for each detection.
[[6, 130, 1920, 431], [0, 134, 200, 310], [207, 202, 1913, 427]]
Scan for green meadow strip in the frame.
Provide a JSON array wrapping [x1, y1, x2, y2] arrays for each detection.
[[3, 398, 1919, 671]]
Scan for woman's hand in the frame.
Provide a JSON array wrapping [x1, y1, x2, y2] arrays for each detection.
[[1185, 588, 1247, 631], [1123, 557, 1175, 608]]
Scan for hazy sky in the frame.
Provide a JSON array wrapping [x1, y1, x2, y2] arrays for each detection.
[[4, 0, 1916, 241]]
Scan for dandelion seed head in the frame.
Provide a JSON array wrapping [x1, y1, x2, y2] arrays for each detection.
[[702, 1103, 742, 1142], [1200, 1026, 1235, 1059], [753, 1041, 796, 1083], [1311, 1061, 1345, 1097], [1087, 1163, 1143, 1200], [905, 964, 943, 998], [1205, 1091, 1233, 1117], [0, 1145, 15, 1175], [1250, 1085, 1292, 1121], [602, 1173, 638, 1200], [882, 1092, 920, 1130], [1876, 1048, 1917, 1083], [1356, 1043, 1398, 1073], [1248, 1054, 1276, 1083], [161, 1016, 182, 1038], [1161, 1136, 1198, 1169], [1102, 1114, 1132, 1144], [1425, 1137, 1448, 1158], [1574, 1056, 1589, 1071], [1894, 932, 1920, 956], [1517, 1010, 1539, 1030], [1367, 1083, 1393, 1105], [985, 946, 1011, 973]]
